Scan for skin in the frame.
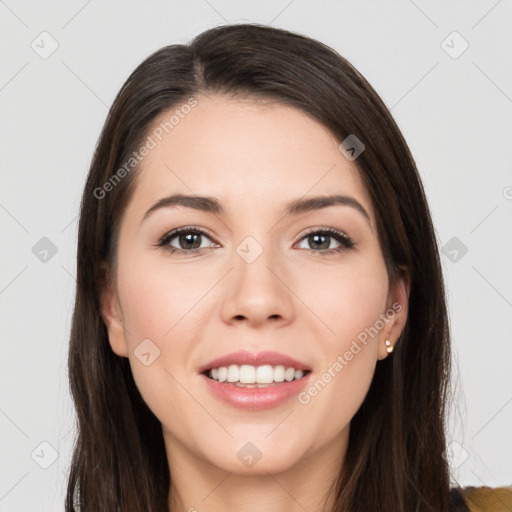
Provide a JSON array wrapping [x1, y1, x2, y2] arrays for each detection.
[[101, 94, 410, 512]]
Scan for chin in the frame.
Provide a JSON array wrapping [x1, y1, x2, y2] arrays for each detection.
[[201, 438, 307, 475]]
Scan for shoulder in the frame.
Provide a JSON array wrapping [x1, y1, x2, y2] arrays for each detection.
[[460, 485, 512, 512]]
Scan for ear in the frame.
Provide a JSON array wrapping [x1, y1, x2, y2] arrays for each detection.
[[100, 266, 129, 358], [377, 265, 410, 361]]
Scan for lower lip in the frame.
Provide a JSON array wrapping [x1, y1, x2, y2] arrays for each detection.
[[200, 373, 311, 411]]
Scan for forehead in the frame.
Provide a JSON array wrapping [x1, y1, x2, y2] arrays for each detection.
[[129, 94, 374, 223]]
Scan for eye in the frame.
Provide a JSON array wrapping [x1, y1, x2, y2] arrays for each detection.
[[156, 226, 218, 255], [155, 226, 356, 257], [295, 228, 355, 255]]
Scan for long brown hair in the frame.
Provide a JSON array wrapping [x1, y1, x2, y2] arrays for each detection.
[[66, 23, 465, 511]]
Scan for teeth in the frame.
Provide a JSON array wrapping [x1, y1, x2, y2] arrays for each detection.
[[218, 367, 228, 382], [207, 364, 307, 384], [256, 365, 273, 383], [227, 364, 239, 382], [240, 364, 255, 383], [285, 367, 296, 382]]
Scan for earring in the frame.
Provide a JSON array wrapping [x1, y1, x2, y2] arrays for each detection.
[[385, 339, 394, 354]]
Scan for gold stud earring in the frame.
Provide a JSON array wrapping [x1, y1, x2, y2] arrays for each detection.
[[385, 339, 394, 354]]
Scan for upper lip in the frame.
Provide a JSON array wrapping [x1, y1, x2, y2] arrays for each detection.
[[198, 350, 311, 374]]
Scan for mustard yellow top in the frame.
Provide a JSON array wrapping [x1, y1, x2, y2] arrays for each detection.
[[462, 485, 512, 512]]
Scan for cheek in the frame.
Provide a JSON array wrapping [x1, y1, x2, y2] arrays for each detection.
[[117, 254, 211, 342], [114, 261, 204, 424], [295, 258, 387, 415], [115, 255, 213, 404], [298, 257, 389, 340]]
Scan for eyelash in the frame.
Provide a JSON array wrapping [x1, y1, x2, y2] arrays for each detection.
[[155, 225, 356, 257]]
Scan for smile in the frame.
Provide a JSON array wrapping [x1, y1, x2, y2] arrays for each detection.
[[205, 364, 309, 385]]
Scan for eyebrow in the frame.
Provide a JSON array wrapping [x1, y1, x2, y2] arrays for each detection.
[[141, 193, 371, 225]]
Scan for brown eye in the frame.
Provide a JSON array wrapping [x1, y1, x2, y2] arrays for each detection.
[[157, 227, 218, 255], [296, 228, 355, 255]]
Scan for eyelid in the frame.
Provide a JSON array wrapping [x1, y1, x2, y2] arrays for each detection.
[[295, 226, 351, 243]]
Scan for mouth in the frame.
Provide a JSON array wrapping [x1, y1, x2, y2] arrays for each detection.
[[202, 365, 312, 388], [199, 358, 312, 410], [198, 350, 313, 410]]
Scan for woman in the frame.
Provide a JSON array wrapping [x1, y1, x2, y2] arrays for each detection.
[[65, 23, 511, 511]]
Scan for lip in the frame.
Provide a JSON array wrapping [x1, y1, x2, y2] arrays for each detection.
[[200, 372, 312, 411], [198, 350, 311, 374]]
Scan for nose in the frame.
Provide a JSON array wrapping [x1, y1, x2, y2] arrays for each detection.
[[219, 240, 296, 328]]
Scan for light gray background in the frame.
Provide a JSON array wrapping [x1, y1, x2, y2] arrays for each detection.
[[1, 1, 511, 510]]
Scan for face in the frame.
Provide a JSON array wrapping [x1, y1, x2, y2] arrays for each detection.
[[101, 94, 409, 481]]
